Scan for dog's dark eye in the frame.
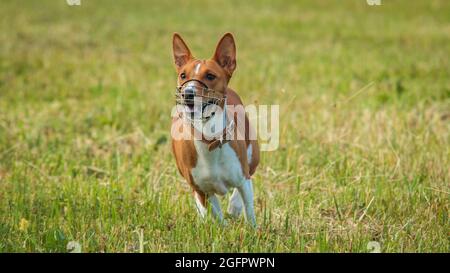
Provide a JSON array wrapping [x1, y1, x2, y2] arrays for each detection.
[[206, 73, 216, 81], [180, 72, 186, 80]]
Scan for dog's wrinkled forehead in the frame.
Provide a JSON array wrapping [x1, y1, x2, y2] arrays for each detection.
[[179, 60, 204, 87], [179, 60, 226, 80], [178, 59, 228, 90]]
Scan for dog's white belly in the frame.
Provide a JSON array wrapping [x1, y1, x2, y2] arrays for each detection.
[[191, 141, 244, 195]]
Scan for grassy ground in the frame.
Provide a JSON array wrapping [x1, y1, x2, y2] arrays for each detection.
[[0, 0, 449, 252]]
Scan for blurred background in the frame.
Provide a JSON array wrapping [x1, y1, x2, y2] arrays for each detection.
[[0, 0, 448, 252]]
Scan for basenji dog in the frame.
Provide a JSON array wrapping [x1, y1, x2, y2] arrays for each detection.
[[171, 33, 259, 226]]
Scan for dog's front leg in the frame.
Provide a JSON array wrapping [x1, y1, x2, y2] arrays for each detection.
[[238, 179, 256, 227], [194, 192, 207, 218], [208, 194, 224, 222]]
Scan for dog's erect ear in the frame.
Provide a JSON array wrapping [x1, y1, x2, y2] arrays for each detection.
[[172, 33, 193, 69], [213, 33, 236, 76]]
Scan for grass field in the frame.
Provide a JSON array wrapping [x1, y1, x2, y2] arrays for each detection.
[[0, 0, 449, 252]]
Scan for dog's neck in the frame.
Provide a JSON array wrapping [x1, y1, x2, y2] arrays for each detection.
[[190, 105, 227, 141], [180, 101, 234, 151]]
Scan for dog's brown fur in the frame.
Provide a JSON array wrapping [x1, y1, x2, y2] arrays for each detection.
[[171, 33, 259, 205]]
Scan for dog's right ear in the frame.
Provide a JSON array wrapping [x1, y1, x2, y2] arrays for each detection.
[[172, 33, 193, 69]]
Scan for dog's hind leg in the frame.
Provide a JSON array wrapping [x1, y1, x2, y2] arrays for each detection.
[[227, 188, 243, 218], [238, 179, 256, 227]]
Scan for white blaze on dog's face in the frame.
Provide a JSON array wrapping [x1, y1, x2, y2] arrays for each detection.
[[172, 33, 237, 120]]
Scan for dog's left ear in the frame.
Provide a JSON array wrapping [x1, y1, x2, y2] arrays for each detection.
[[213, 33, 236, 76], [173, 33, 193, 69]]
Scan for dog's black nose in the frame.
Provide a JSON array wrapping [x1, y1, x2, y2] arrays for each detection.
[[183, 87, 195, 102]]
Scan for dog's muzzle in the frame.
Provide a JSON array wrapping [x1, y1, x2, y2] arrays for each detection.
[[175, 79, 226, 121]]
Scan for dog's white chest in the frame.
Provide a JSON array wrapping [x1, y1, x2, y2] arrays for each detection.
[[191, 141, 244, 195]]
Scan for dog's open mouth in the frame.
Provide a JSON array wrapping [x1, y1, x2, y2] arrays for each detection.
[[181, 97, 219, 119], [185, 100, 195, 112], [184, 99, 203, 115], [175, 87, 225, 121]]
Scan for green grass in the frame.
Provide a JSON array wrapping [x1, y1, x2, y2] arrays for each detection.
[[0, 0, 449, 252]]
